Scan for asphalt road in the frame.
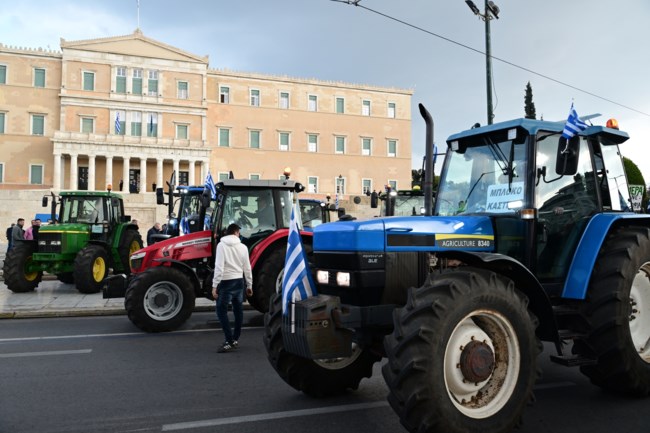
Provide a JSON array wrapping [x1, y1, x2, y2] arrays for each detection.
[[0, 313, 648, 433]]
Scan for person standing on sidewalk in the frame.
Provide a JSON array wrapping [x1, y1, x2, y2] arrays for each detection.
[[6, 223, 15, 251], [211, 223, 253, 353], [11, 218, 25, 246]]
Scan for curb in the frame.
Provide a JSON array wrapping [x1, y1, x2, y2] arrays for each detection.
[[0, 304, 215, 320]]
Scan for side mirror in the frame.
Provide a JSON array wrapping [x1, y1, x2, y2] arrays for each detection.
[[200, 188, 212, 208], [42, 196, 48, 207], [121, 215, 132, 223], [555, 136, 580, 176], [156, 188, 165, 205]]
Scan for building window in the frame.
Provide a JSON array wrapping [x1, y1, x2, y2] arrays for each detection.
[[336, 177, 346, 195], [249, 130, 260, 149], [177, 81, 188, 99], [148, 70, 159, 96], [34, 68, 45, 88], [308, 134, 318, 152], [388, 180, 397, 190], [176, 124, 188, 140], [335, 136, 346, 154], [249, 173, 260, 181], [308, 94, 318, 112], [116, 67, 126, 93], [335, 97, 345, 114], [218, 172, 230, 181], [250, 89, 260, 107], [362, 137, 372, 156], [81, 117, 94, 133], [388, 139, 397, 157], [220, 86, 230, 103], [219, 128, 230, 147], [280, 92, 289, 109], [115, 111, 125, 135], [388, 102, 396, 118], [0, 65, 6, 84], [133, 69, 143, 94], [83, 71, 95, 91], [308, 176, 318, 193], [131, 112, 142, 136], [147, 113, 157, 137], [279, 132, 290, 151], [0, 112, 5, 134], [362, 178, 372, 195], [31, 114, 45, 135], [30, 164, 44, 184], [362, 99, 371, 116]]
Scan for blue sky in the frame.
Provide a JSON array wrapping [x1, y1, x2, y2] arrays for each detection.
[[2, 0, 649, 181]]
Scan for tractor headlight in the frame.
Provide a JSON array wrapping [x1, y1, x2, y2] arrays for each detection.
[[336, 272, 350, 287], [316, 270, 329, 284]]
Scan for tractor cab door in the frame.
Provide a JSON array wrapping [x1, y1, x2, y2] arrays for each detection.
[[535, 135, 599, 282]]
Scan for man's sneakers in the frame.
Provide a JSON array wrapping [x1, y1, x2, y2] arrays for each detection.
[[217, 341, 238, 353]]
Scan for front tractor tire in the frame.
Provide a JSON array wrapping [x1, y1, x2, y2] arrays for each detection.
[[125, 267, 196, 332], [3, 242, 43, 293], [573, 226, 650, 396], [382, 267, 540, 433], [74, 245, 110, 294], [118, 229, 143, 274], [263, 293, 380, 397]]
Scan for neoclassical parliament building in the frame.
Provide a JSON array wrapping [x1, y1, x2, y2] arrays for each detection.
[[0, 29, 413, 200]]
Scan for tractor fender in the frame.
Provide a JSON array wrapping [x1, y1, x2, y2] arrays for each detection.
[[440, 250, 558, 345], [148, 258, 202, 295], [562, 213, 650, 300], [248, 228, 313, 269]]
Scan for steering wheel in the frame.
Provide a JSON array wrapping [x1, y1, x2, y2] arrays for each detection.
[[237, 210, 253, 229]]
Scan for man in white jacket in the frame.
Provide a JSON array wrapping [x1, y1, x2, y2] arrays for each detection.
[[212, 223, 253, 353]]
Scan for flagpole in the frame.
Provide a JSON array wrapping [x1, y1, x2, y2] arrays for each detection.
[[137, 0, 140, 29]]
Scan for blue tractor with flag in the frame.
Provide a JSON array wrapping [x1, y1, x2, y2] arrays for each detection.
[[263, 104, 650, 433]]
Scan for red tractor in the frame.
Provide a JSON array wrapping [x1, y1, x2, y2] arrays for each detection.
[[103, 178, 310, 332]]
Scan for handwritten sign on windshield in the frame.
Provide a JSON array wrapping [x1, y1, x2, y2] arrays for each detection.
[[485, 182, 524, 213]]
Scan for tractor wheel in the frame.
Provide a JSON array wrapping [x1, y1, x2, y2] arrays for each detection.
[[382, 267, 540, 433], [74, 245, 110, 294], [118, 229, 143, 274], [2, 242, 42, 293], [572, 226, 650, 396], [263, 292, 380, 397], [125, 267, 196, 332], [56, 272, 75, 284]]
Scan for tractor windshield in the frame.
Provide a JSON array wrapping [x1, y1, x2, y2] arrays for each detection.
[[436, 137, 527, 216], [221, 188, 293, 239], [60, 196, 106, 224]]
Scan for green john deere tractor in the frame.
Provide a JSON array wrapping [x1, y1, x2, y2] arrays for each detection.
[[3, 190, 142, 294]]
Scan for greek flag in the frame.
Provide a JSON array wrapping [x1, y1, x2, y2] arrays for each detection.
[[335, 192, 339, 210], [115, 112, 121, 135], [561, 103, 589, 139], [205, 171, 216, 200], [282, 203, 317, 315], [148, 114, 154, 134]]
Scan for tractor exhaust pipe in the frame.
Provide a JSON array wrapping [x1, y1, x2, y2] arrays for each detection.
[[419, 103, 434, 216]]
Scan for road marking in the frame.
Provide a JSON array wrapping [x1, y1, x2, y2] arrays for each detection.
[[162, 401, 389, 431], [0, 349, 92, 358], [534, 381, 576, 390]]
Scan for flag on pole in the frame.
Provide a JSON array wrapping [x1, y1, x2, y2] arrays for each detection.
[[561, 103, 589, 139], [149, 114, 154, 134], [205, 171, 216, 199], [282, 203, 317, 315], [115, 112, 121, 135], [335, 192, 339, 210]]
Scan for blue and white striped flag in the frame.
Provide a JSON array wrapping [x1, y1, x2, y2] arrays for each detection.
[[282, 203, 317, 315], [205, 171, 216, 199], [115, 112, 121, 135], [561, 103, 589, 139], [335, 192, 339, 210]]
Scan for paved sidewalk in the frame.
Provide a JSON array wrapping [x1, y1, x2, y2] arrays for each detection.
[[0, 243, 214, 319]]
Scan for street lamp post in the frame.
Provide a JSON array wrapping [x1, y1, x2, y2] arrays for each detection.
[[465, 0, 500, 125]]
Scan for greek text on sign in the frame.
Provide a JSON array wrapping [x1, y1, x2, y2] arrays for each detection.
[[485, 182, 525, 213]]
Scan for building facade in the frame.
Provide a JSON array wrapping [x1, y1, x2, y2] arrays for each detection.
[[0, 30, 413, 199]]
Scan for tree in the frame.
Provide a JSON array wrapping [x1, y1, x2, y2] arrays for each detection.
[[524, 81, 536, 119]]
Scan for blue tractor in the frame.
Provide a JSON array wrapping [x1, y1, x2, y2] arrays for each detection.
[[264, 104, 650, 433]]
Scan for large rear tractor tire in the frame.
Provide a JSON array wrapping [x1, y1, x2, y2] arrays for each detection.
[[74, 245, 110, 294], [249, 247, 285, 313], [263, 293, 380, 397], [382, 267, 540, 433], [572, 226, 650, 396], [125, 267, 196, 332], [3, 242, 43, 293], [118, 229, 143, 274]]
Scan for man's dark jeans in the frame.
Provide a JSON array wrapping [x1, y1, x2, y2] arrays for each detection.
[[215, 278, 244, 344]]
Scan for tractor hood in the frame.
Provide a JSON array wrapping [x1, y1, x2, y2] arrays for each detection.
[[313, 216, 495, 252], [39, 223, 91, 234]]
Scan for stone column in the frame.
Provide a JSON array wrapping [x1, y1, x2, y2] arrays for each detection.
[[201, 160, 209, 181], [88, 155, 96, 191], [122, 157, 130, 194], [139, 158, 147, 193], [106, 156, 113, 190], [173, 159, 180, 182], [69, 154, 78, 190], [188, 159, 196, 186], [156, 158, 163, 190], [53, 153, 62, 191]]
